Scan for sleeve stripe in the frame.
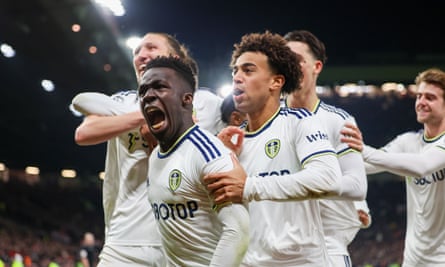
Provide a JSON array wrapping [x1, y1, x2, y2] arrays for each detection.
[[300, 150, 337, 165], [187, 128, 222, 162]]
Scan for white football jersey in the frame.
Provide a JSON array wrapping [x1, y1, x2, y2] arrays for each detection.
[[192, 89, 226, 135], [312, 101, 368, 256], [282, 98, 369, 258], [148, 125, 249, 267], [99, 90, 160, 246], [240, 107, 339, 267], [380, 130, 445, 266]]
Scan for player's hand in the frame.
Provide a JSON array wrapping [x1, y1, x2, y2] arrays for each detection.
[[340, 122, 364, 152], [140, 124, 158, 155], [217, 126, 244, 156], [357, 209, 371, 228], [204, 153, 246, 204]]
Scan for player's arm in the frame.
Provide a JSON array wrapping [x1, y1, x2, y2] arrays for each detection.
[[211, 203, 249, 266], [72, 92, 146, 145], [342, 122, 445, 177], [334, 151, 367, 200], [71, 92, 133, 116], [205, 116, 343, 203], [361, 144, 445, 177], [243, 153, 342, 201], [202, 153, 249, 266], [75, 112, 145, 145]]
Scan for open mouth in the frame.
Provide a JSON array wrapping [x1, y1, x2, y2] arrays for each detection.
[[145, 107, 166, 130]]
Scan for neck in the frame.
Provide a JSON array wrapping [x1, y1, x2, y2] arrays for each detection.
[[246, 100, 280, 132], [424, 120, 445, 139], [159, 119, 194, 152], [286, 88, 319, 111]]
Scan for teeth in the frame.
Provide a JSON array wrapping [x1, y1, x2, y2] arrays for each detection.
[[152, 121, 164, 129], [145, 107, 157, 113]]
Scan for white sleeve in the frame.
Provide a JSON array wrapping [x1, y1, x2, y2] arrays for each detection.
[[336, 151, 367, 200], [244, 154, 342, 201], [210, 203, 250, 267], [362, 144, 445, 177], [71, 92, 136, 116]]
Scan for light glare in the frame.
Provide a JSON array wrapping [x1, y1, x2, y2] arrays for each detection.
[[95, 0, 125, 16], [126, 36, 142, 51], [1, 43, 16, 58], [41, 79, 55, 92]]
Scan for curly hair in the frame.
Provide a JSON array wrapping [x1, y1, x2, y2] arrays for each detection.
[[230, 31, 303, 94]]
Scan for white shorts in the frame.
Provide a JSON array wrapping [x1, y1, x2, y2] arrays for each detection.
[[97, 244, 165, 267]]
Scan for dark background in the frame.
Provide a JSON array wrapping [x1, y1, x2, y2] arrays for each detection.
[[1, 0, 444, 176]]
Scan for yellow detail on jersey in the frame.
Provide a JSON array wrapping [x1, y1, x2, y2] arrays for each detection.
[[212, 201, 232, 212]]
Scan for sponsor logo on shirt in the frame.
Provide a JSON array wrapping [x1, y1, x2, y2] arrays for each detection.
[[152, 201, 198, 220], [258, 169, 290, 178], [305, 130, 329, 143], [413, 168, 445, 186]]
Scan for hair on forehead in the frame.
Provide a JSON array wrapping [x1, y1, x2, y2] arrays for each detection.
[[145, 56, 196, 91], [230, 31, 303, 94]]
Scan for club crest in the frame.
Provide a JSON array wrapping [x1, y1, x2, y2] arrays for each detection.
[[265, 139, 280, 158], [169, 169, 182, 191]]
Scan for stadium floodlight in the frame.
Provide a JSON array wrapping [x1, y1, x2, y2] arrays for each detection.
[[94, 0, 125, 16], [25, 166, 40, 175], [41, 79, 55, 92], [61, 169, 77, 178], [0, 43, 16, 58]]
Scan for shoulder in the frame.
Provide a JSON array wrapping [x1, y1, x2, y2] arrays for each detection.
[[111, 90, 138, 104], [186, 126, 229, 163], [280, 106, 313, 120], [317, 101, 353, 121]]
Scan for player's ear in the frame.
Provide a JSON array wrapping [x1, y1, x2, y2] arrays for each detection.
[[271, 74, 285, 92], [183, 92, 193, 106]]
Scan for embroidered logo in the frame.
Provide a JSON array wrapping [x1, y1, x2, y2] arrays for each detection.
[[265, 139, 280, 158], [169, 169, 182, 191]]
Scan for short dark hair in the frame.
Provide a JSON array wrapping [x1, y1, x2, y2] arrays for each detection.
[[145, 56, 196, 92], [284, 30, 327, 64], [230, 31, 303, 94], [220, 94, 237, 124], [149, 32, 199, 86]]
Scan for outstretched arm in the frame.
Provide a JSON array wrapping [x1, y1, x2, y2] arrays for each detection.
[[72, 92, 146, 145], [72, 92, 134, 116], [341, 122, 445, 177], [362, 144, 445, 177], [75, 111, 145, 146]]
